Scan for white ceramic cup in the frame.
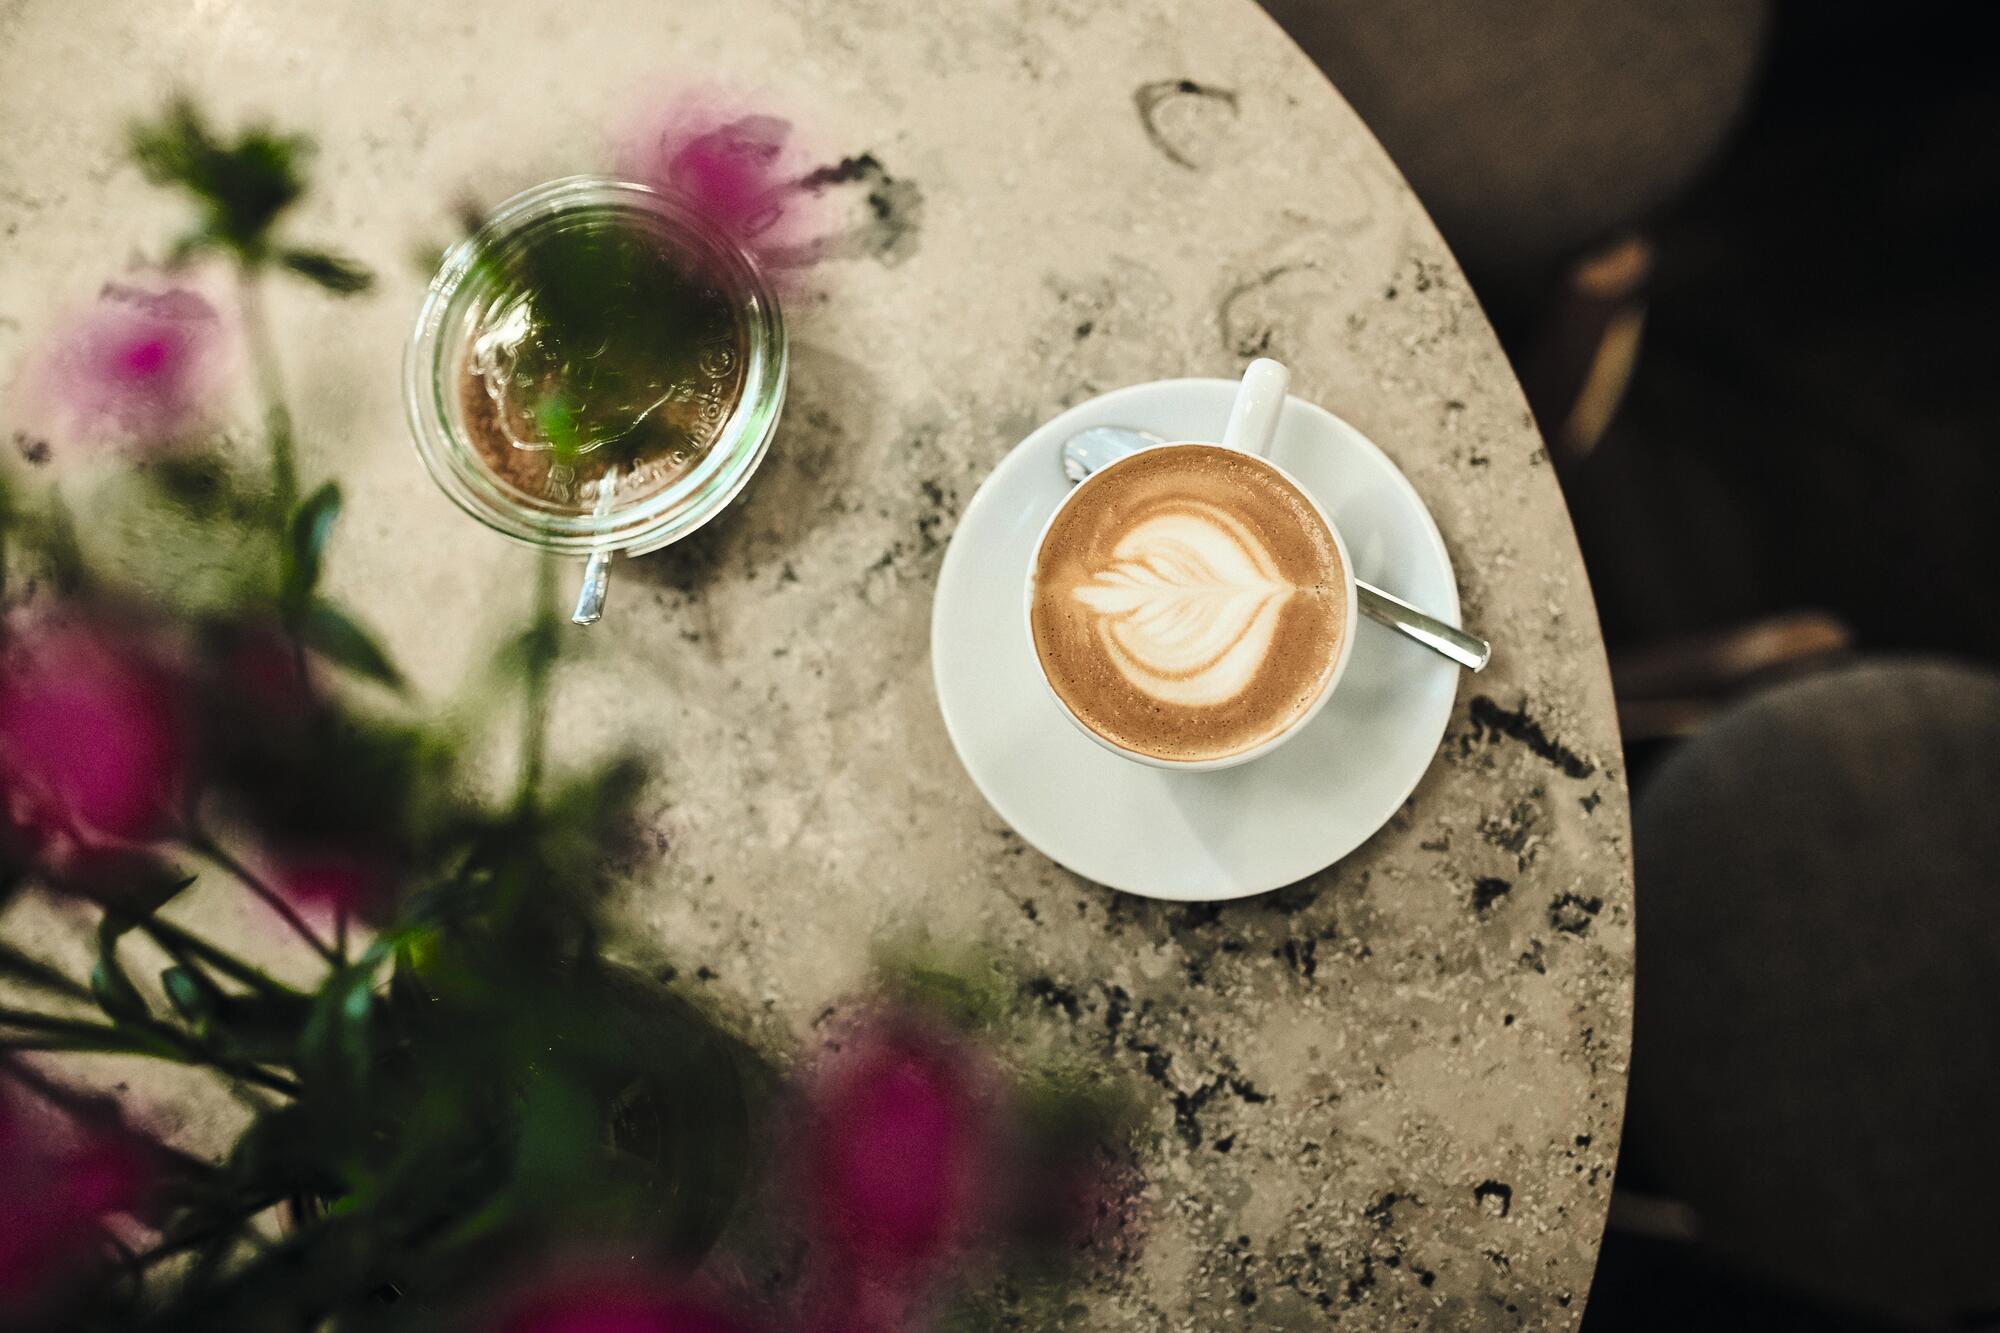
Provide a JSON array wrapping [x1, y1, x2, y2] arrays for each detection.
[[1024, 359, 1359, 772]]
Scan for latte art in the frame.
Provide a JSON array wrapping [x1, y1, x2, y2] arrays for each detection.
[[1031, 444, 1348, 764], [1072, 501, 1294, 708]]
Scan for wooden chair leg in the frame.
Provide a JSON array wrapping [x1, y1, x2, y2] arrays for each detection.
[[1612, 611, 1853, 742], [1524, 235, 1654, 467]]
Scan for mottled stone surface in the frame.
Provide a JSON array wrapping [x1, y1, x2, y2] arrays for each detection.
[[0, 0, 1633, 1327]]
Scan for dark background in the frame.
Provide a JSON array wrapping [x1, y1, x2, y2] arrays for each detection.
[[1563, 3, 2000, 665], [1263, 1, 2000, 1328]]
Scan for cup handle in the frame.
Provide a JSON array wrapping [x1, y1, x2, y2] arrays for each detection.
[[1220, 357, 1290, 458]]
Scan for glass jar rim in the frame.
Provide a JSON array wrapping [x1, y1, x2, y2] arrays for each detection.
[[403, 175, 787, 555]]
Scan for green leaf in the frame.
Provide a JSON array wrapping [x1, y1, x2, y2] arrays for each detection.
[[299, 600, 405, 691], [130, 98, 310, 258], [109, 866, 200, 921], [282, 481, 341, 608], [493, 616, 562, 684], [0, 1007, 180, 1059], [91, 918, 151, 1023], [228, 1104, 320, 1192], [534, 391, 585, 463], [85, 867, 196, 1024], [0, 943, 89, 1002], [161, 965, 218, 1025], [42, 492, 87, 594], [139, 916, 301, 1001], [206, 990, 312, 1065], [298, 961, 378, 1102], [1, 1029, 168, 1057], [278, 248, 374, 295]]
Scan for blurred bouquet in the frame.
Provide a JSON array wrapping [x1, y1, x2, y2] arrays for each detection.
[[0, 104, 1133, 1332]]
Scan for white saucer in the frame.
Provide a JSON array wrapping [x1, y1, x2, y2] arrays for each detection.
[[930, 378, 1462, 901]]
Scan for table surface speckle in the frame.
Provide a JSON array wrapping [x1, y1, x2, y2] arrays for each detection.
[[0, 0, 1633, 1325]]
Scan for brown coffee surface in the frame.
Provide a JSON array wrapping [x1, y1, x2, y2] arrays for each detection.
[[1031, 444, 1346, 762], [456, 345, 743, 510], [454, 223, 750, 513]]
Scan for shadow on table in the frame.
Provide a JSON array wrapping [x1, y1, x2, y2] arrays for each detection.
[[624, 340, 884, 596]]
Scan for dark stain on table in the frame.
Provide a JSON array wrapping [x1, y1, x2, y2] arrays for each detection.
[[1468, 694, 1598, 779], [1482, 791, 1547, 871], [1474, 1178, 1515, 1218], [787, 151, 924, 266], [1473, 876, 1514, 913], [1549, 892, 1605, 935], [1133, 77, 1240, 169], [1216, 262, 1309, 358]]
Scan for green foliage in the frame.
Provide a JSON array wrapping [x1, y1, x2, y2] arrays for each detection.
[[282, 480, 341, 611], [131, 99, 308, 257], [458, 211, 737, 471], [299, 600, 404, 692], [877, 943, 1011, 1030], [75, 458, 281, 614], [130, 97, 372, 292], [160, 964, 218, 1024], [0, 941, 91, 1001], [1, 96, 748, 1328], [90, 919, 153, 1024], [0, 95, 1136, 1333], [278, 248, 375, 295]]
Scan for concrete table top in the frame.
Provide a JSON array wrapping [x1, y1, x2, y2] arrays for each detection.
[[0, 0, 1634, 1326]]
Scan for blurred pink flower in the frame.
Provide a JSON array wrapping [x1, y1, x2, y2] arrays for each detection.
[[0, 1088, 152, 1319], [219, 620, 313, 722], [806, 1017, 995, 1283], [35, 281, 228, 445], [486, 1269, 761, 1333], [622, 92, 822, 271], [39, 845, 188, 907], [270, 844, 393, 919], [0, 625, 189, 846]]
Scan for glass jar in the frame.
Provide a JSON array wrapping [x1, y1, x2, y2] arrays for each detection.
[[405, 176, 787, 566]]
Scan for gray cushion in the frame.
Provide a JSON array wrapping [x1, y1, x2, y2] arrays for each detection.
[[1261, 0, 1769, 280], [1629, 660, 2000, 1325]]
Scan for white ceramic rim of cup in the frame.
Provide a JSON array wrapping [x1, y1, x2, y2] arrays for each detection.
[[1022, 439, 1360, 772]]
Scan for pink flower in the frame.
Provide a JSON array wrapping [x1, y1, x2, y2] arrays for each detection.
[[0, 625, 188, 845], [270, 845, 393, 919], [485, 1269, 761, 1333], [218, 620, 313, 723], [0, 1088, 152, 1319], [35, 281, 228, 445], [806, 1017, 995, 1282], [39, 846, 188, 906], [622, 93, 821, 272]]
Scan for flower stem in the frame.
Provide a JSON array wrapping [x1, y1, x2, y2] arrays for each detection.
[[239, 267, 297, 513], [131, 1194, 288, 1271], [184, 831, 341, 967], [0, 940, 92, 1002], [0, 1005, 302, 1096], [137, 915, 306, 1001], [516, 549, 559, 808]]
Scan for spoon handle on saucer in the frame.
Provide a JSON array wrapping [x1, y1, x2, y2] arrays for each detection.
[[1357, 581, 1490, 671]]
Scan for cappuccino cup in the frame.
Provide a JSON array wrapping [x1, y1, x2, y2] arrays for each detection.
[[1025, 360, 1357, 771]]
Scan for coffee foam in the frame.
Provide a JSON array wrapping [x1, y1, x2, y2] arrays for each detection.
[[1031, 444, 1346, 762], [1071, 498, 1290, 708]]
